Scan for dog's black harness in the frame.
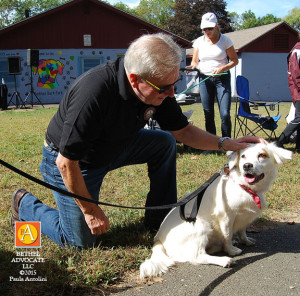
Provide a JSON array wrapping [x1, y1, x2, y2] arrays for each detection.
[[179, 171, 221, 223]]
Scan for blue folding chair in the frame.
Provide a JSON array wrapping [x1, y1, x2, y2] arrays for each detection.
[[233, 75, 281, 140]]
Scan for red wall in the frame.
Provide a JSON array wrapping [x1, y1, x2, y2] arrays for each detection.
[[241, 24, 298, 53], [0, 0, 190, 49]]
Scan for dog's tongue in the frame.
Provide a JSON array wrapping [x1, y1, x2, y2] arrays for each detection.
[[245, 175, 256, 184]]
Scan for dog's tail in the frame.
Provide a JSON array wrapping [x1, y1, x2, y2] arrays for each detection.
[[140, 241, 175, 279]]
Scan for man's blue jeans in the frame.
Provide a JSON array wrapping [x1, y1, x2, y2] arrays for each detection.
[[199, 73, 232, 137], [19, 129, 177, 248]]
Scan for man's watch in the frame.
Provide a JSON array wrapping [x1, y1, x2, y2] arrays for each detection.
[[218, 137, 231, 153]]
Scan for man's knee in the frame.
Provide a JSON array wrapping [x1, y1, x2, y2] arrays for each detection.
[[159, 130, 176, 145], [147, 130, 177, 169], [157, 131, 177, 156]]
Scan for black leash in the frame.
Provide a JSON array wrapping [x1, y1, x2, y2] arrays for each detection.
[[0, 158, 221, 221]]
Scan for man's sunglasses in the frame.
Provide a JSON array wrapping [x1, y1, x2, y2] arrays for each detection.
[[141, 73, 183, 94], [203, 27, 214, 31]]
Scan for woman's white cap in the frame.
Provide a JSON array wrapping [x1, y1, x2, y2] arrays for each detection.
[[201, 12, 217, 29]]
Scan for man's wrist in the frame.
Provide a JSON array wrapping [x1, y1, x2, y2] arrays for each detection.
[[218, 137, 231, 152]]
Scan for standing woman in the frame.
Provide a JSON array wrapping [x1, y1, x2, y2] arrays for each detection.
[[191, 12, 238, 139]]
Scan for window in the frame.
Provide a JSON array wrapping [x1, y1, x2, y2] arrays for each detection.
[[79, 54, 125, 75], [274, 34, 289, 50], [80, 57, 104, 74]]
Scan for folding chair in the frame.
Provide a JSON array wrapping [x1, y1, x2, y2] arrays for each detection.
[[233, 75, 282, 140]]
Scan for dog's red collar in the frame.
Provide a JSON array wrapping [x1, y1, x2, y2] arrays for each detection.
[[239, 184, 261, 209]]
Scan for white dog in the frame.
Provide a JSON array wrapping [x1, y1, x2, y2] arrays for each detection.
[[140, 143, 292, 279]]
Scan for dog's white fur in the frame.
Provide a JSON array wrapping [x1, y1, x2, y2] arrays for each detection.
[[140, 143, 292, 279]]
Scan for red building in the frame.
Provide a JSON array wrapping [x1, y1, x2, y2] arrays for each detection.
[[0, 0, 191, 104]]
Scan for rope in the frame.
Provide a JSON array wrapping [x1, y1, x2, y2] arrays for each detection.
[[175, 72, 228, 98], [0, 158, 220, 212]]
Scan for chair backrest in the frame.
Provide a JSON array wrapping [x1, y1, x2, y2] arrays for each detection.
[[236, 75, 251, 115], [236, 76, 249, 99]]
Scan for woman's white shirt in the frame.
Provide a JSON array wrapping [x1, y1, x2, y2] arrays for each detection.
[[193, 34, 233, 75]]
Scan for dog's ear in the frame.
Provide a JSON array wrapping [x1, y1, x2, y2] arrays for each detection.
[[227, 150, 239, 170], [269, 143, 293, 165]]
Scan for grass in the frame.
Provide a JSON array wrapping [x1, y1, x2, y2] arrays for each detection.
[[0, 102, 299, 295]]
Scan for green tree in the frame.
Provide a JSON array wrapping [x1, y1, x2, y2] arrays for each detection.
[[0, 0, 67, 29], [113, 1, 137, 15], [259, 14, 281, 26], [134, 0, 175, 29], [284, 7, 300, 31], [238, 10, 259, 29], [0, 0, 18, 28], [230, 10, 281, 30], [228, 11, 240, 30], [167, 0, 233, 41]]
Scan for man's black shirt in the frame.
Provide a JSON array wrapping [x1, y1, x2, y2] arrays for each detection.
[[46, 57, 188, 167]]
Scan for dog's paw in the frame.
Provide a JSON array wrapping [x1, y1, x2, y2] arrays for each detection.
[[224, 245, 242, 256], [220, 256, 235, 268], [242, 237, 256, 246]]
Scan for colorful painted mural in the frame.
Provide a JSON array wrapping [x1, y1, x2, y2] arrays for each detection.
[[33, 59, 65, 89], [0, 48, 128, 104]]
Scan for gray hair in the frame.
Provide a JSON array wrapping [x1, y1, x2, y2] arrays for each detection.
[[124, 33, 182, 79]]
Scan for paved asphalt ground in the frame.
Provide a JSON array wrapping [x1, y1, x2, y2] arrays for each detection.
[[113, 222, 300, 296]]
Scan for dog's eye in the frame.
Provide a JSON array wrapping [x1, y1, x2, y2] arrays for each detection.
[[258, 153, 268, 159], [241, 154, 246, 158]]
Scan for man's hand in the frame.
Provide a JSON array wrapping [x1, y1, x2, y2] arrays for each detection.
[[83, 205, 110, 235], [56, 153, 110, 235], [222, 136, 267, 152], [171, 125, 267, 152]]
